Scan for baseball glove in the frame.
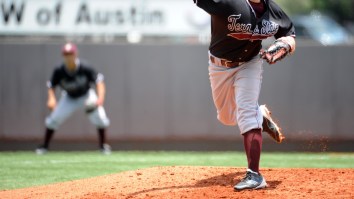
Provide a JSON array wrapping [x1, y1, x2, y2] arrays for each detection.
[[260, 40, 291, 64], [85, 101, 98, 113]]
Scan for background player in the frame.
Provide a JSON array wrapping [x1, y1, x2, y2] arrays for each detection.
[[36, 42, 111, 155], [193, 0, 296, 190]]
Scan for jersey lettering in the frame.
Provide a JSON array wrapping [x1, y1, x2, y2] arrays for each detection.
[[253, 25, 260, 34], [260, 20, 279, 35], [227, 14, 280, 40], [60, 76, 88, 92], [227, 15, 252, 33]]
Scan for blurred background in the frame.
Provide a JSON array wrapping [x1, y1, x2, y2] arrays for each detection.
[[0, 0, 354, 152]]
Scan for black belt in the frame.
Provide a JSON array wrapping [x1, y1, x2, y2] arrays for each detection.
[[209, 55, 244, 68]]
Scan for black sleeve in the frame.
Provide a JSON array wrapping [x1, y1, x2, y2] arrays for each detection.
[[48, 68, 61, 88], [269, 0, 296, 39], [193, 0, 220, 14]]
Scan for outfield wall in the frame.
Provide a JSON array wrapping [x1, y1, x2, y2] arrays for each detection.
[[0, 43, 354, 141]]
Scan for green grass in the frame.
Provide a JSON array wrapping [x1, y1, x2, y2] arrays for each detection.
[[0, 151, 353, 190]]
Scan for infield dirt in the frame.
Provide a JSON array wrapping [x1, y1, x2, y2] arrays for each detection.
[[1, 166, 353, 199]]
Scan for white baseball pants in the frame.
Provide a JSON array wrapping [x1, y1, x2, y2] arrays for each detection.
[[45, 89, 110, 130], [208, 55, 264, 134]]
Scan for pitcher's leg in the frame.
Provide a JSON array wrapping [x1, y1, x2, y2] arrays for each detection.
[[235, 59, 264, 134], [208, 64, 239, 126], [234, 59, 266, 190], [234, 128, 266, 191], [243, 128, 262, 173]]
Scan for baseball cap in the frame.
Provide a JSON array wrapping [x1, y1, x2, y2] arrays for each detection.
[[62, 42, 77, 55]]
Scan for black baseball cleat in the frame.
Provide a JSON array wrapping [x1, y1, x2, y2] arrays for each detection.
[[260, 105, 285, 143], [234, 169, 267, 191]]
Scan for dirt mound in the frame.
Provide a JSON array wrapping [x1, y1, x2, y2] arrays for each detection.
[[1, 166, 353, 199]]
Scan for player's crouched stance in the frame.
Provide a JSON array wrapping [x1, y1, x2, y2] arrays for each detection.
[[193, 0, 295, 191], [36, 42, 111, 155]]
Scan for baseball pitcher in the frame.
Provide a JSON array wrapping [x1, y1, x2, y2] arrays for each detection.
[[193, 0, 296, 190]]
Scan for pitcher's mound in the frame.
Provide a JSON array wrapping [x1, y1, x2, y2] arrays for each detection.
[[1, 166, 354, 199]]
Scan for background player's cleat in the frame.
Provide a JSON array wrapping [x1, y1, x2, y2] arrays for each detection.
[[234, 169, 267, 191], [260, 105, 285, 143], [35, 146, 48, 155], [100, 143, 112, 155]]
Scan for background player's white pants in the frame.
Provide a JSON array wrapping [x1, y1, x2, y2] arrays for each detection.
[[45, 89, 110, 130], [208, 56, 264, 134]]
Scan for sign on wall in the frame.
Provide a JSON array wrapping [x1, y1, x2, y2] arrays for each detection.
[[0, 0, 210, 36]]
